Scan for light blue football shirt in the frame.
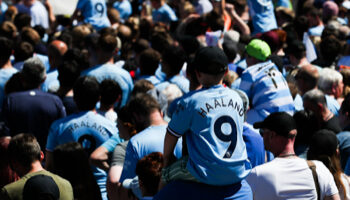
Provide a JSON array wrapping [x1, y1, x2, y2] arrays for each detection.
[[168, 85, 250, 185], [152, 3, 178, 24], [76, 0, 111, 31], [239, 60, 295, 124], [119, 124, 182, 182], [113, 0, 132, 21], [46, 111, 119, 200], [155, 75, 189, 94], [81, 63, 133, 107], [247, 0, 277, 34], [0, 67, 17, 111]]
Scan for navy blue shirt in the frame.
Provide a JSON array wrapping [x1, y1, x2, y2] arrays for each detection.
[[2, 89, 66, 148]]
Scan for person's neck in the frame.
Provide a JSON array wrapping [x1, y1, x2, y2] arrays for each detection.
[[202, 81, 223, 88], [99, 104, 114, 113], [28, 161, 44, 174], [149, 111, 167, 126], [97, 56, 114, 65], [274, 142, 296, 158], [1, 60, 13, 70]]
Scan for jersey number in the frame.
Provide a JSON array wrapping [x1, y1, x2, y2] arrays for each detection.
[[78, 134, 96, 155], [214, 116, 237, 158], [95, 3, 104, 17]]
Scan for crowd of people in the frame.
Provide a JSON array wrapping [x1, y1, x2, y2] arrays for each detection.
[[1, 0, 350, 199]]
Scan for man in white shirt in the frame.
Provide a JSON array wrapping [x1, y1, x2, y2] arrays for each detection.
[[247, 112, 340, 200]]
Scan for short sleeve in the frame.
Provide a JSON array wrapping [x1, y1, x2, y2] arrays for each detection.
[[119, 140, 139, 182], [167, 98, 191, 137], [111, 141, 128, 166], [102, 134, 123, 152]]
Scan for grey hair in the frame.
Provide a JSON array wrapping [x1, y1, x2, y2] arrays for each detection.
[[21, 57, 46, 88], [303, 88, 327, 107], [318, 68, 343, 94]]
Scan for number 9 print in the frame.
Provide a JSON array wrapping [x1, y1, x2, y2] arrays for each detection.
[[214, 116, 237, 158], [95, 3, 104, 17]]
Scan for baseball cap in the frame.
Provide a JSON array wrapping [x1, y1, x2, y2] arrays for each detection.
[[122, 176, 143, 199], [193, 46, 228, 75], [253, 112, 297, 137], [246, 39, 271, 61], [23, 175, 60, 200], [309, 129, 338, 157], [323, 1, 339, 19]]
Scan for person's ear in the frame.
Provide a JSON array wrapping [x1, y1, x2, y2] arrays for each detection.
[[40, 151, 44, 161]]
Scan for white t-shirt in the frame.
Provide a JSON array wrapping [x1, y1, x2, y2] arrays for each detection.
[[246, 157, 338, 200], [340, 173, 350, 200]]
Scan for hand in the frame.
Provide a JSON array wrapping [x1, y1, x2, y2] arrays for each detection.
[[225, 3, 235, 13]]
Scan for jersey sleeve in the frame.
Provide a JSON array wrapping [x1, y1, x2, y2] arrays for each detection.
[[119, 140, 139, 182], [102, 134, 123, 152], [239, 71, 254, 99], [167, 98, 192, 137], [46, 121, 60, 152]]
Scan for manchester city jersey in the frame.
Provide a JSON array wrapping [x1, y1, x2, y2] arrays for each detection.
[[168, 85, 250, 185], [76, 0, 111, 30], [81, 63, 134, 107], [239, 61, 295, 122], [46, 111, 118, 200], [247, 0, 277, 34]]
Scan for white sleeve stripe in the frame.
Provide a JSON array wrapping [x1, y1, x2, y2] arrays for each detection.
[[167, 127, 182, 138]]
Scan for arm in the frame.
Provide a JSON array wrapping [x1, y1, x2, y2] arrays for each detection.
[[324, 194, 341, 200], [90, 146, 110, 171], [225, 3, 250, 35], [163, 131, 179, 167]]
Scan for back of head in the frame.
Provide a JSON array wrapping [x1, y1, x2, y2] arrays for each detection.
[[8, 133, 41, 172], [14, 13, 31, 31], [318, 68, 343, 94], [131, 79, 154, 97], [161, 46, 187, 76], [128, 93, 160, 131], [73, 76, 100, 111], [222, 41, 237, 62], [139, 48, 161, 76], [295, 64, 319, 94], [98, 34, 118, 54], [107, 7, 120, 24], [21, 27, 40, 46], [52, 142, 102, 200], [21, 57, 46, 89], [14, 41, 34, 62], [0, 37, 13, 66], [100, 79, 122, 106], [320, 35, 341, 63], [0, 21, 17, 40], [303, 88, 327, 107], [72, 25, 91, 48], [57, 61, 81, 88], [135, 152, 163, 196], [23, 175, 60, 200], [285, 40, 306, 60]]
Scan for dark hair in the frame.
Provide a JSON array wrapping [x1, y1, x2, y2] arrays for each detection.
[[128, 93, 160, 131], [8, 134, 41, 171], [139, 48, 161, 76], [99, 34, 118, 53], [131, 79, 154, 97], [100, 79, 122, 106], [136, 152, 163, 196], [341, 93, 350, 116], [161, 46, 186, 76], [73, 76, 100, 111], [0, 37, 13, 65], [117, 106, 137, 137], [0, 21, 17, 40], [320, 35, 341, 63], [0, 137, 19, 188], [52, 142, 102, 200], [57, 61, 81, 88], [4, 72, 23, 94], [14, 41, 34, 62], [14, 13, 31, 31], [222, 41, 237, 62]]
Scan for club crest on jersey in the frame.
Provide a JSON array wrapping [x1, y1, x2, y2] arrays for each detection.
[[197, 98, 244, 118]]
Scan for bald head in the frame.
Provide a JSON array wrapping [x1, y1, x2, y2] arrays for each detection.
[[295, 64, 319, 96], [48, 40, 68, 69]]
